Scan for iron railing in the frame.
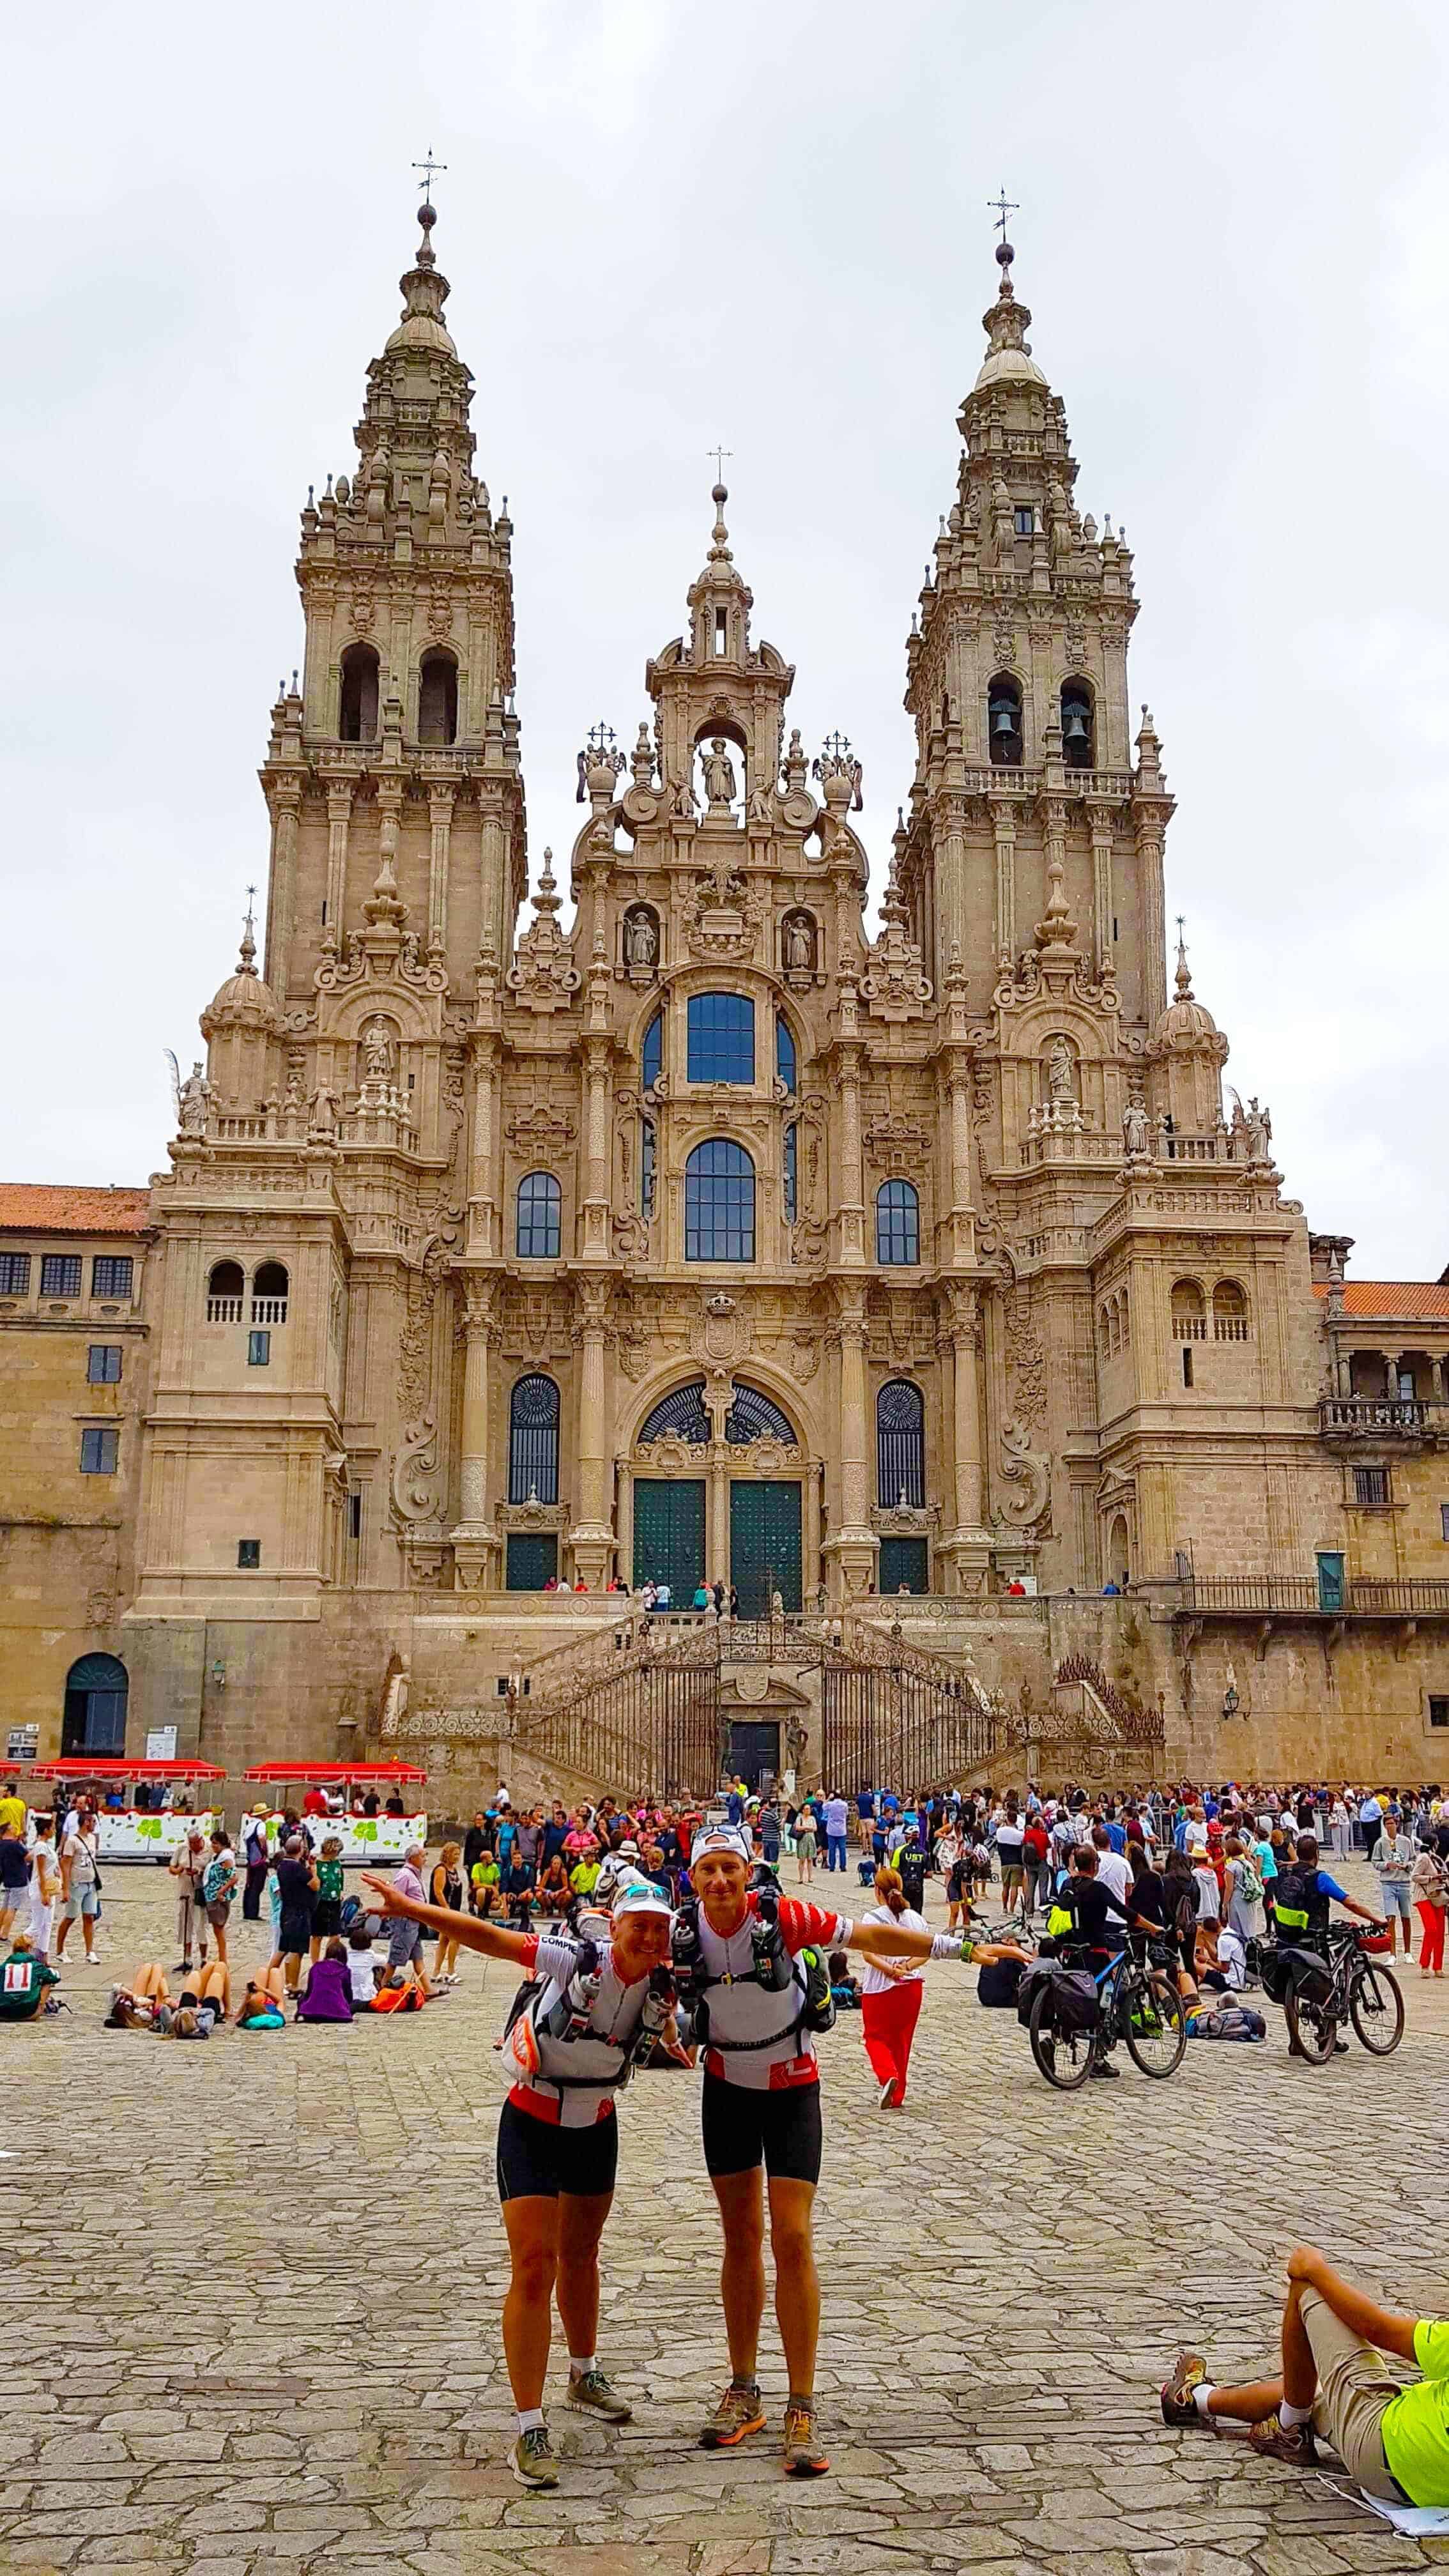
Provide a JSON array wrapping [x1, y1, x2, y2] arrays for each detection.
[[512, 1623, 720, 1797], [821, 1655, 997, 1791], [1181, 1577, 1449, 1617]]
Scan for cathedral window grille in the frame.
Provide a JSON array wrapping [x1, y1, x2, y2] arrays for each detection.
[[251, 1262, 289, 1324], [987, 674, 1023, 767], [724, 1383, 795, 1446], [687, 992, 755, 1084], [638, 1379, 711, 1445], [640, 1117, 656, 1221], [783, 1121, 798, 1225], [1170, 1280, 1207, 1341], [92, 1256, 134, 1298], [418, 649, 458, 744], [685, 1139, 755, 1262], [206, 1260, 245, 1324], [509, 1374, 560, 1503], [877, 1379, 926, 1508], [776, 1013, 797, 1096], [641, 1009, 663, 1092], [516, 1171, 562, 1261], [0, 1254, 31, 1295], [41, 1255, 82, 1298], [1061, 679, 1094, 769], [339, 642, 379, 742], [875, 1179, 920, 1266], [1212, 1280, 1250, 1341]]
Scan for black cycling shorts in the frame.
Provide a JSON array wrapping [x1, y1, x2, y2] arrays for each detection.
[[701, 2072, 823, 2186], [495, 2095, 620, 2203]]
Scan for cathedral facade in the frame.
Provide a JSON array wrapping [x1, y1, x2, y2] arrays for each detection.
[[29, 204, 1436, 1785]]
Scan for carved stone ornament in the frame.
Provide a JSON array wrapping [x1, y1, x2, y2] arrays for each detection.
[[997, 1418, 1050, 1529], [507, 1104, 578, 1153], [633, 1432, 705, 1471], [862, 1114, 930, 1172], [392, 1412, 445, 1530], [870, 1502, 940, 1535], [506, 852, 581, 1013]]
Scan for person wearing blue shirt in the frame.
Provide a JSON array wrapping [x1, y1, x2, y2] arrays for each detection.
[[725, 1786, 745, 1828], [1107, 1816, 1127, 1856]]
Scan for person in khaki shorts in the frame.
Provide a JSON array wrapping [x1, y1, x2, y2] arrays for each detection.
[[1161, 2242, 1449, 2506]]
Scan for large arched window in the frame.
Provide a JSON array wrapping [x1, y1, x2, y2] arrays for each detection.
[[509, 1374, 560, 1503], [1170, 1280, 1207, 1340], [876, 1179, 920, 1266], [1213, 1280, 1250, 1342], [206, 1260, 244, 1323], [638, 1379, 711, 1445], [687, 992, 755, 1084], [877, 1380, 926, 1508], [251, 1261, 289, 1324], [641, 1009, 663, 1092], [339, 642, 379, 742], [1061, 678, 1094, 768], [725, 1383, 795, 1445], [62, 1652, 128, 1758], [418, 650, 458, 744], [516, 1171, 562, 1260], [988, 673, 1023, 766], [685, 1140, 755, 1262]]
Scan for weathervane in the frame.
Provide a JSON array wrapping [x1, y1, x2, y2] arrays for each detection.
[[412, 147, 447, 206], [988, 187, 1019, 245]]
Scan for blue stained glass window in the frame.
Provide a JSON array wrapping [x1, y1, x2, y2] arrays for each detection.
[[685, 1139, 756, 1262], [876, 1179, 920, 1266], [783, 1122, 798, 1224], [776, 1014, 797, 1095], [641, 1009, 663, 1091], [516, 1170, 562, 1259], [687, 992, 755, 1084]]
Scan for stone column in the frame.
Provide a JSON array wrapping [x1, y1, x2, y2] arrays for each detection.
[[1383, 1350, 1400, 1398], [1135, 811, 1169, 1020], [1088, 801, 1116, 980], [427, 785, 456, 959], [836, 1038, 866, 1267], [450, 1285, 500, 1589], [323, 783, 353, 953], [265, 783, 302, 993], [1432, 1358, 1444, 1404], [709, 1446, 730, 1588], [569, 1285, 615, 1589], [822, 1291, 877, 1598], [937, 1285, 992, 1595], [804, 1459, 822, 1604], [617, 1460, 634, 1589], [581, 1038, 611, 1261], [467, 1036, 500, 1260], [992, 798, 1016, 966]]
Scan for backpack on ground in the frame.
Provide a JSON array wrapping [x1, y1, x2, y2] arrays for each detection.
[[1188, 2004, 1266, 2041]]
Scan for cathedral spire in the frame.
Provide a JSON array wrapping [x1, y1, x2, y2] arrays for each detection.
[[972, 234, 1047, 394], [386, 196, 458, 360]]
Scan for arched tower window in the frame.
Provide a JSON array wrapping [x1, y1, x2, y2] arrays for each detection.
[[516, 1171, 562, 1260], [509, 1374, 560, 1504], [1107, 1513, 1130, 1586], [251, 1262, 289, 1324], [339, 643, 379, 742], [1061, 678, 1094, 768], [684, 1140, 755, 1262], [641, 1009, 663, 1092], [1170, 1280, 1207, 1341], [687, 992, 755, 1084], [1213, 1280, 1250, 1342], [877, 1380, 926, 1508], [206, 1260, 244, 1323], [63, 1652, 128, 1758], [418, 650, 458, 745], [988, 673, 1023, 767], [775, 1013, 797, 1096], [875, 1180, 920, 1266]]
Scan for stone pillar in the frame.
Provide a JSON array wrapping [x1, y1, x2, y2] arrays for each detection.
[[450, 1286, 501, 1588], [1383, 1350, 1400, 1398], [427, 785, 456, 958], [836, 1041, 866, 1268], [467, 1036, 500, 1261], [265, 783, 302, 994], [937, 1286, 992, 1596], [1135, 811, 1169, 1020], [1432, 1358, 1444, 1404], [323, 783, 353, 954], [581, 1038, 611, 1261], [569, 1286, 615, 1590], [822, 1292, 877, 1598], [804, 1459, 822, 1604], [709, 1447, 730, 1588], [992, 799, 1016, 966], [1088, 801, 1116, 980], [617, 1461, 634, 1588]]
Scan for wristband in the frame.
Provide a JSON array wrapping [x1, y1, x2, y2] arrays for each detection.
[[930, 1931, 964, 1960]]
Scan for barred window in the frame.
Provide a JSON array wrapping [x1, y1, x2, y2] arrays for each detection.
[[509, 1374, 560, 1504], [92, 1256, 134, 1298], [877, 1380, 925, 1508], [1353, 1467, 1391, 1508], [42, 1255, 82, 1297], [0, 1254, 29, 1295]]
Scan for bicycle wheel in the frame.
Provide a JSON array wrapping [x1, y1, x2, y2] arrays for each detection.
[[1349, 1959, 1404, 2056], [1285, 1983, 1337, 2064], [1123, 1970, 1188, 2078], [1029, 1981, 1094, 2089]]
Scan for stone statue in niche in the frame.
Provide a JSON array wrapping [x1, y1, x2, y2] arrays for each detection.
[[785, 914, 815, 971], [1121, 1096, 1149, 1158], [702, 739, 738, 807], [361, 1020, 394, 1085], [1046, 1037, 1077, 1105], [624, 910, 657, 969]]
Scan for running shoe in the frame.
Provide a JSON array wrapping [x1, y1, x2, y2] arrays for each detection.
[[782, 2400, 830, 2476], [1248, 2416, 1317, 2467], [699, 2379, 767, 2449], [566, 2367, 632, 2424], [1160, 2350, 1207, 2426], [508, 2425, 560, 2488], [878, 2076, 897, 2109], [1089, 2057, 1119, 2078]]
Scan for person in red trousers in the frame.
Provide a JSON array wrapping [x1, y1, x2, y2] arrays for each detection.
[[1411, 1843, 1448, 1977], [857, 1864, 1024, 2107]]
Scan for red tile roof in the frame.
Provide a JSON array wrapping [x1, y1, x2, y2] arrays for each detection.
[[1313, 1280, 1449, 1321], [0, 1184, 151, 1238]]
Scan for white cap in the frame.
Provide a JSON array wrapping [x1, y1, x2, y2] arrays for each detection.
[[611, 1882, 673, 1923], [690, 1824, 752, 1866]]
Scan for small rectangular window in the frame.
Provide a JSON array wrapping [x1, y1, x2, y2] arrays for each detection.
[[92, 1256, 134, 1298], [1353, 1466, 1390, 1508], [1429, 1696, 1449, 1729], [42, 1254, 82, 1297], [348, 1492, 362, 1540], [248, 1330, 271, 1367], [87, 1346, 123, 1385], [1182, 1346, 1193, 1388], [714, 607, 728, 656], [1014, 505, 1034, 535], [1441, 1503, 1449, 1543], [80, 1427, 119, 1475], [237, 1538, 261, 1569], [0, 1254, 31, 1296]]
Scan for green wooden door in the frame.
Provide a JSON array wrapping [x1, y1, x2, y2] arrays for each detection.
[[633, 1480, 706, 1604], [506, 1533, 558, 1591], [730, 1481, 802, 1615], [878, 1537, 929, 1596]]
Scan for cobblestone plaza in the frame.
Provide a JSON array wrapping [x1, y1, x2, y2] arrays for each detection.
[[6, 1851, 1448, 2576]]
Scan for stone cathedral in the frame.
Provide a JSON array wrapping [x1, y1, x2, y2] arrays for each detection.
[[29, 203, 1435, 1784]]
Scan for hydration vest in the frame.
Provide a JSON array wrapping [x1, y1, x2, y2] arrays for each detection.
[[504, 1936, 671, 2102], [671, 1887, 834, 2053]]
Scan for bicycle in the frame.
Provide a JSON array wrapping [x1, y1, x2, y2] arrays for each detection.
[[1028, 1938, 1187, 2090], [1282, 1922, 1404, 2065]]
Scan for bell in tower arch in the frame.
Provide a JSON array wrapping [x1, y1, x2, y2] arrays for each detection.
[[1060, 680, 1094, 769]]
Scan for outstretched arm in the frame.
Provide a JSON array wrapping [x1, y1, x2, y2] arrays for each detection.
[[1286, 2246, 1418, 2362], [846, 1919, 1027, 1968], [360, 1873, 535, 1965]]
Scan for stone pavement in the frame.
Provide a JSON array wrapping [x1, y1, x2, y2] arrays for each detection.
[[4, 1851, 1449, 2576]]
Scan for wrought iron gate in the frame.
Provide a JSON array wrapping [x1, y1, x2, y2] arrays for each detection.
[[821, 1641, 996, 1790], [514, 1626, 720, 1798]]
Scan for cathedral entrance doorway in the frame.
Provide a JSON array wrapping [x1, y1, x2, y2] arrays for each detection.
[[633, 1478, 706, 1602], [727, 1719, 781, 1790], [62, 1653, 128, 1758], [729, 1481, 802, 1615], [878, 1537, 929, 1595]]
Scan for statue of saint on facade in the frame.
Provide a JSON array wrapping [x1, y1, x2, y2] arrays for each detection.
[[1121, 1096, 1148, 1158], [1046, 1036, 1077, 1105], [624, 910, 657, 968], [785, 914, 814, 971], [172, 1059, 210, 1135], [361, 1021, 394, 1084], [702, 739, 738, 806]]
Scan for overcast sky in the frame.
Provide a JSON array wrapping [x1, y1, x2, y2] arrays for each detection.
[[4, 1, 1447, 1276]]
